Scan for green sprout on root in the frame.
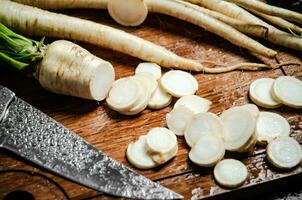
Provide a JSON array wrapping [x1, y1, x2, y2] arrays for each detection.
[[0, 23, 45, 71]]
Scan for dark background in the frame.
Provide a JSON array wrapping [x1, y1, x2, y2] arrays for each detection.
[[268, 0, 302, 13]]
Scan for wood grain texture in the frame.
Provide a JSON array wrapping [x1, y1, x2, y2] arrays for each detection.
[[0, 170, 68, 200], [0, 9, 301, 200], [90, 152, 302, 200], [276, 50, 302, 79]]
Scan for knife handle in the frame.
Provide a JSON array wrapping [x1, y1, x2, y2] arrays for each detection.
[[0, 86, 15, 122]]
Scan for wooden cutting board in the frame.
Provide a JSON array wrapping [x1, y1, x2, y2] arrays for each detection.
[[0, 9, 301, 200]]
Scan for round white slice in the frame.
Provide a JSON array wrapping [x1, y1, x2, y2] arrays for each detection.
[[240, 104, 259, 118], [185, 112, 224, 147], [189, 134, 225, 167], [146, 127, 177, 154], [174, 95, 212, 114], [135, 63, 162, 80], [150, 142, 178, 164], [214, 159, 248, 188], [120, 78, 150, 115], [166, 106, 194, 136], [126, 136, 157, 169], [256, 112, 290, 145], [108, 0, 148, 26], [249, 78, 281, 108], [272, 76, 302, 109], [236, 131, 257, 153], [87, 60, 115, 101], [120, 89, 149, 115], [267, 136, 302, 169], [135, 72, 158, 95], [148, 85, 172, 109], [106, 78, 140, 112], [221, 107, 256, 152], [160, 70, 198, 97]]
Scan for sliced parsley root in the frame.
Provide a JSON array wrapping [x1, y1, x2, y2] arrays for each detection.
[[0, 23, 115, 100]]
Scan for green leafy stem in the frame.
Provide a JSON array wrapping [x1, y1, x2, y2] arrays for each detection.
[[0, 23, 45, 71]]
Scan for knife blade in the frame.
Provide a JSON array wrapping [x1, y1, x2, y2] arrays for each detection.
[[0, 86, 183, 199]]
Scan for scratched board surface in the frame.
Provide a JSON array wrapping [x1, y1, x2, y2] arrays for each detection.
[[0, 7, 301, 200]]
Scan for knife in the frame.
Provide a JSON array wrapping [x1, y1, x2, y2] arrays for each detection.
[[0, 86, 182, 199]]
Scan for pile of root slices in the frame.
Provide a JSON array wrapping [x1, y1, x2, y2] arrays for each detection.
[[127, 98, 302, 188], [249, 76, 302, 109], [106, 62, 198, 115]]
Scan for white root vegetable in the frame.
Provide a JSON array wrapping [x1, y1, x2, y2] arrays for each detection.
[[256, 112, 290, 146], [4, 0, 270, 73], [148, 85, 172, 109], [231, 105, 259, 152], [214, 159, 248, 188], [272, 76, 302, 109], [160, 70, 198, 98], [126, 135, 157, 169], [106, 72, 161, 115], [127, 128, 178, 168], [185, 112, 223, 147], [14, 0, 277, 59], [187, 0, 302, 52], [267, 137, 302, 169], [236, 132, 257, 153], [146, 0, 276, 58], [107, 72, 158, 115], [249, 9, 302, 35], [225, 0, 302, 24], [135, 63, 162, 80], [146, 127, 177, 154], [166, 106, 195, 136], [240, 104, 259, 118], [237, 104, 260, 152], [11, 0, 277, 71], [179, 0, 269, 38], [13, 0, 108, 9], [249, 78, 281, 108], [15, 0, 148, 26], [221, 107, 256, 152], [174, 95, 212, 114], [189, 134, 225, 167], [0, 21, 115, 101], [149, 140, 178, 164], [38, 40, 115, 101], [106, 77, 141, 112], [120, 78, 151, 115], [0, 1, 206, 72], [134, 72, 158, 95], [108, 0, 148, 26], [235, 104, 261, 152]]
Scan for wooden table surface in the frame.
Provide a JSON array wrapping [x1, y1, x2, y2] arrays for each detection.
[[0, 9, 301, 200]]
